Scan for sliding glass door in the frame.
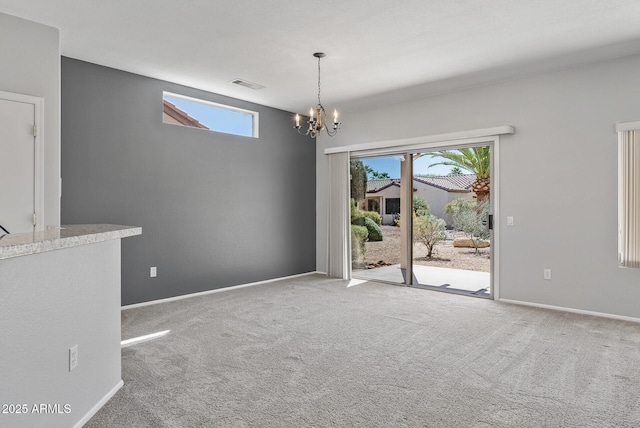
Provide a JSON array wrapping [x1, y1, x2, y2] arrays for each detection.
[[410, 148, 492, 297], [350, 143, 495, 299], [350, 155, 404, 285]]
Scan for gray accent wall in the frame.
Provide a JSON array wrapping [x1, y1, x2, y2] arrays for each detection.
[[61, 58, 315, 305]]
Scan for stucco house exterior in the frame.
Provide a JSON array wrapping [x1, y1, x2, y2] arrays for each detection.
[[363, 174, 476, 225]]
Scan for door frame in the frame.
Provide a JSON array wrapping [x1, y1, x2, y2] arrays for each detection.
[[0, 90, 45, 231], [341, 130, 508, 300]]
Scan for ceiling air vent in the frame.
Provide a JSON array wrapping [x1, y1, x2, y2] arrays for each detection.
[[229, 78, 265, 90]]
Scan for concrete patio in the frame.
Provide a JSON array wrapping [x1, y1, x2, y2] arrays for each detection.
[[353, 264, 490, 297]]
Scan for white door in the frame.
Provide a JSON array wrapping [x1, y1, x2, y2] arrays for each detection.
[[0, 93, 42, 234]]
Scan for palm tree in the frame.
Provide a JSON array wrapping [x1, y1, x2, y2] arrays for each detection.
[[364, 165, 390, 179], [428, 147, 490, 201]]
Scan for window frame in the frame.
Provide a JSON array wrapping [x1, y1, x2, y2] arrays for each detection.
[[385, 198, 400, 215], [162, 91, 259, 138]]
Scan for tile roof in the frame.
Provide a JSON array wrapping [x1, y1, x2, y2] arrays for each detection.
[[366, 174, 475, 193], [414, 174, 476, 192], [366, 179, 400, 192]]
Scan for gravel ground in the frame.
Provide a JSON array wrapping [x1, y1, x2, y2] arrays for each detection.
[[359, 225, 490, 272]]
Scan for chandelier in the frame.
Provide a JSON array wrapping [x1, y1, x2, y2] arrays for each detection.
[[294, 52, 341, 138]]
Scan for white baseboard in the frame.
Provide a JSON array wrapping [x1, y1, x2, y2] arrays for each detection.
[[73, 379, 123, 428], [499, 298, 640, 324], [122, 271, 321, 310]]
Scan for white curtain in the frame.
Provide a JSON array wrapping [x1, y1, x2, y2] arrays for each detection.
[[327, 152, 350, 278], [618, 125, 640, 268]]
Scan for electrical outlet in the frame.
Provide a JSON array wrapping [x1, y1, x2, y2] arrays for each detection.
[[543, 269, 552, 280], [150, 267, 157, 278], [69, 345, 78, 371]]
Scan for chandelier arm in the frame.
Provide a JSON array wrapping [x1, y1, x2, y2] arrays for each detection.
[[296, 126, 311, 136]]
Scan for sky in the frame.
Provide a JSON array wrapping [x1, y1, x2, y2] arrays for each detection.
[[362, 154, 462, 178], [164, 95, 253, 137]]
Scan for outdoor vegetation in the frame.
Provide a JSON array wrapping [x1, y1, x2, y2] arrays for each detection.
[[445, 198, 490, 255], [350, 147, 492, 272], [365, 165, 390, 179], [396, 196, 448, 259], [428, 146, 491, 201], [412, 195, 430, 216], [350, 198, 383, 267], [350, 160, 367, 201]]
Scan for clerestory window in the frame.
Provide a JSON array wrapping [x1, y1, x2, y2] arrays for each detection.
[[162, 92, 258, 138]]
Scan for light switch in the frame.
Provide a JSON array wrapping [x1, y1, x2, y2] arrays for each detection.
[[507, 216, 514, 226]]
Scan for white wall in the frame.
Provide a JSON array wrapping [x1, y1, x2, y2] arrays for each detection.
[[0, 241, 122, 428], [317, 54, 640, 319], [0, 12, 60, 227]]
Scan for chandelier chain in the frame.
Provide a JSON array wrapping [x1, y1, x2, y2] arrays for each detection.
[[317, 55, 322, 106]]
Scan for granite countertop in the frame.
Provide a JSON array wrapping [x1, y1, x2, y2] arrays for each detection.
[[0, 224, 142, 260]]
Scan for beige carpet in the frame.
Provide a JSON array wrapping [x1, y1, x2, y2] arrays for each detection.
[[86, 274, 640, 427]]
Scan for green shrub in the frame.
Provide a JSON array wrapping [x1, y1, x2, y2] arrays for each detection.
[[414, 214, 447, 258], [351, 224, 368, 263], [351, 224, 368, 243], [363, 217, 383, 241], [351, 216, 365, 227], [362, 210, 382, 226], [445, 197, 475, 216], [413, 196, 430, 217], [446, 198, 490, 254], [350, 198, 363, 222]]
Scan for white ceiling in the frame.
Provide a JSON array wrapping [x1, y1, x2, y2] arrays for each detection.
[[2, 0, 640, 113]]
